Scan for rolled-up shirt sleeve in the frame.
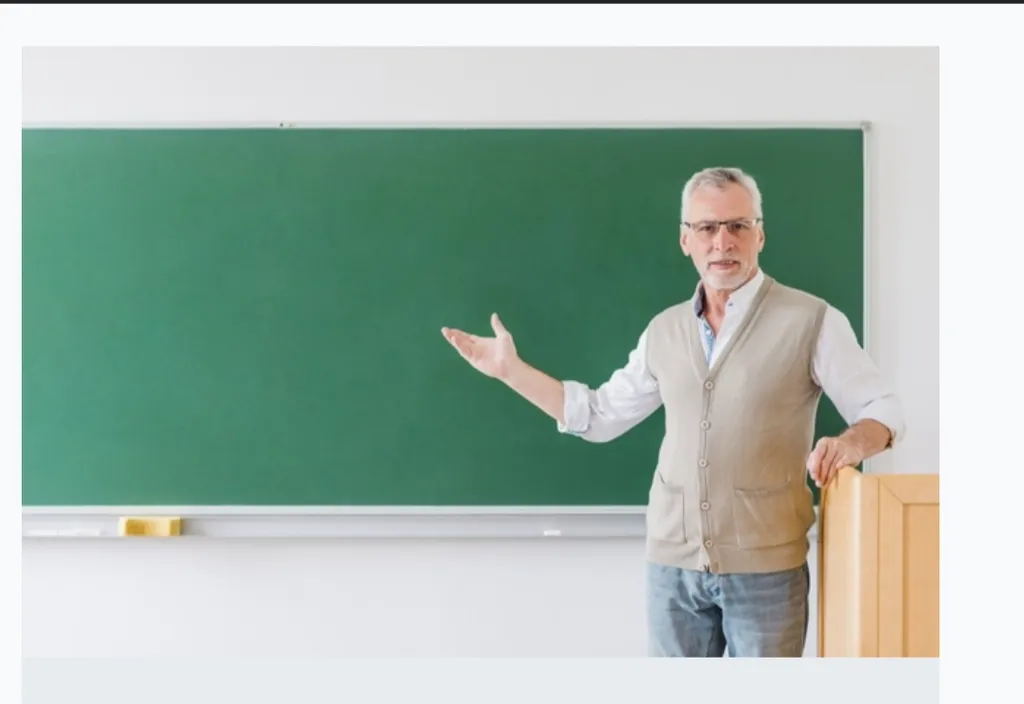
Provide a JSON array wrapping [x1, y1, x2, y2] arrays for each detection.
[[814, 306, 907, 445], [557, 328, 663, 443]]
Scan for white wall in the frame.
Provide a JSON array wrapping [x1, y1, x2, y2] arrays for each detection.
[[20, 47, 938, 658]]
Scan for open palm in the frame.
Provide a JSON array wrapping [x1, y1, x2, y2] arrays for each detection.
[[441, 313, 518, 380]]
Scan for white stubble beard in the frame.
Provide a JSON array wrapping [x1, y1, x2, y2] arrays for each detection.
[[703, 259, 752, 292]]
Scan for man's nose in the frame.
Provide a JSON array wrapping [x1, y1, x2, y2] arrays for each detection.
[[710, 226, 736, 249]]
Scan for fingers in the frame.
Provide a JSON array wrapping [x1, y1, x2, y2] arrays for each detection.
[[819, 443, 839, 485], [441, 314, 507, 366], [440, 327, 476, 358], [807, 438, 858, 489], [818, 458, 838, 489], [442, 314, 507, 351], [807, 438, 841, 488], [806, 440, 826, 484], [441, 327, 474, 344], [490, 312, 508, 337], [826, 447, 858, 487], [441, 313, 506, 342]]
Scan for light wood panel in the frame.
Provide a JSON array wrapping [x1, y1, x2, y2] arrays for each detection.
[[817, 467, 939, 657]]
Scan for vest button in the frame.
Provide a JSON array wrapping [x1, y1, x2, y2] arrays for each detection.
[[704, 539, 713, 548], [704, 381, 714, 390], [700, 420, 710, 429], [701, 501, 710, 510], [699, 459, 708, 467]]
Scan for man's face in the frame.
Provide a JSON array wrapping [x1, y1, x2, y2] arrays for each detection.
[[680, 182, 765, 292]]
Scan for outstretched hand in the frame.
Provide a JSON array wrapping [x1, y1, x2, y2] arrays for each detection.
[[441, 313, 519, 381]]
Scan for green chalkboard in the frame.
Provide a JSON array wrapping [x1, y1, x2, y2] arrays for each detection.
[[22, 127, 864, 507]]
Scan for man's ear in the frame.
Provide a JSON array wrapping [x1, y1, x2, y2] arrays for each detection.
[[679, 227, 691, 256]]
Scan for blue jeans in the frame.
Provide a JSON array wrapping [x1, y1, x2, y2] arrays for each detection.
[[646, 561, 810, 657]]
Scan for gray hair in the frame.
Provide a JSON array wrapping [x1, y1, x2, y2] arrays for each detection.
[[680, 167, 763, 223]]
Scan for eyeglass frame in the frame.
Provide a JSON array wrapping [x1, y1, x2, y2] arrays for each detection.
[[681, 217, 763, 240]]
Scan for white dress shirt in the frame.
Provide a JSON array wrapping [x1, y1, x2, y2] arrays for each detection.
[[558, 269, 905, 444]]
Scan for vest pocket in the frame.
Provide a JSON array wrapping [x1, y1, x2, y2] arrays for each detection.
[[731, 479, 812, 549], [646, 471, 686, 543]]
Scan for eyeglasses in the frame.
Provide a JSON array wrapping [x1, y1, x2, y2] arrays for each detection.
[[683, 217, 762, 240]]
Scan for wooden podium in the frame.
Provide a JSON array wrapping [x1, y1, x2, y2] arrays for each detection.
[[817, 467, 939, 657]]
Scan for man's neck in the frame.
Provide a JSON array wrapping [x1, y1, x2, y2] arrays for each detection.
[[702, 288, 731, 319]]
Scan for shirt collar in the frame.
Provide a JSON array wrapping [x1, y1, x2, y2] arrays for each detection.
[[693, 268, 765, 318]]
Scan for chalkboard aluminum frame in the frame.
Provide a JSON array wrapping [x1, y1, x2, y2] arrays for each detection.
[[22, 120, 871, 539]]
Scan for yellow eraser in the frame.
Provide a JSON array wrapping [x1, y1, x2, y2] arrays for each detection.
[[118, 516, 182, 537]]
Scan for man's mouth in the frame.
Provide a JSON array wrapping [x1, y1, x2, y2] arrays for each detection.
[[709, 260, 739, 269]]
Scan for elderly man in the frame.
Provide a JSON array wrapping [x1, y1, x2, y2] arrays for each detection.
[[440, 166, 904, 658]]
